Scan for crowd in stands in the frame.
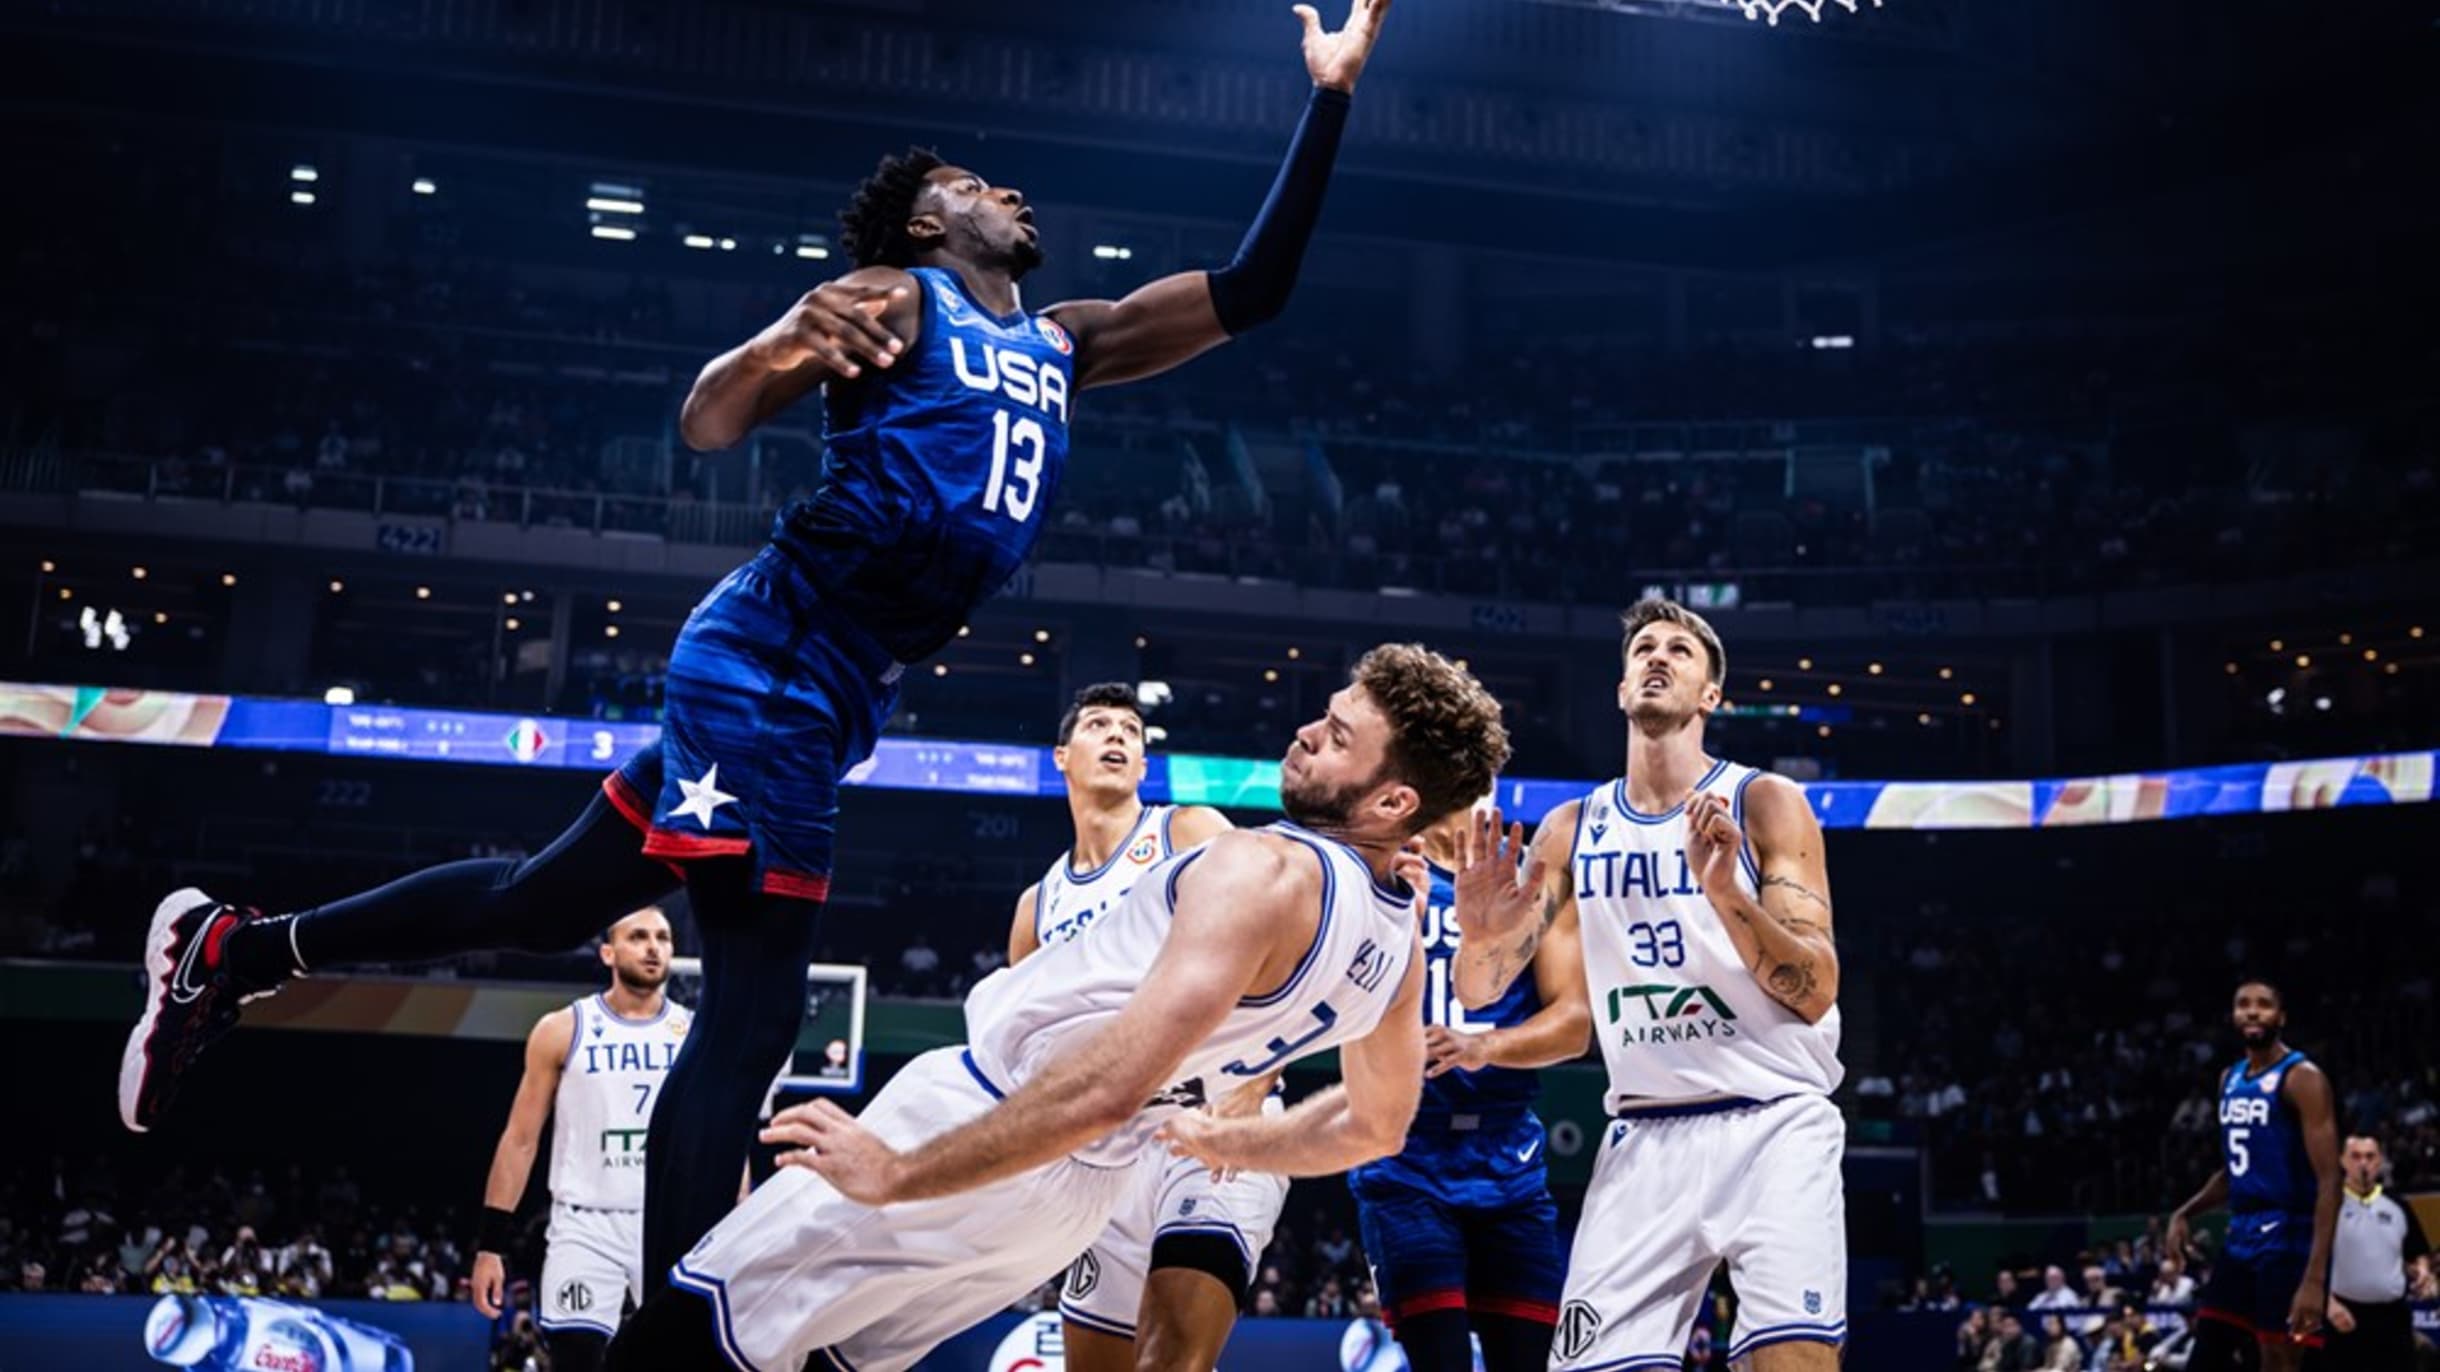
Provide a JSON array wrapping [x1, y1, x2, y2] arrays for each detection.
[[0, 1157, 468, 1305], [1855, 843, 2437, 1220]]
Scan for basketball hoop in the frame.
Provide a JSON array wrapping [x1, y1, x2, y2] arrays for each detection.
[[1728, 0, 1883, 24]]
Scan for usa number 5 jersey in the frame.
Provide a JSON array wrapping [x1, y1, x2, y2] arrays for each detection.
[[781, 265, 1076, 664]]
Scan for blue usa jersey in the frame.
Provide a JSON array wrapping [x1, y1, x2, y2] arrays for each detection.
[[2219, 1049, 2317, 1255], [774, 265, 1074, 663], [1414, 862, 1543, 1119]]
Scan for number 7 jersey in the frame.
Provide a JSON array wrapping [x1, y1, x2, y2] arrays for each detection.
[[778, 265, 1075, 664], [1572, 760, 1842, 1110]]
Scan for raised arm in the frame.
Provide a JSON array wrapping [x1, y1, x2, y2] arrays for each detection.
[[1686, 778, 1840, 1024], [1450, 804, 1568, 1010], [2284, 1062, 2343, 1341], [1159, 939, 1426, 1176], [765, 834, 1313, 1203], [470, 1009, 571, 1317], [677, 266, 921, 451], [1046, 0, 1390, 391], [1006, 883, 1043, 967]]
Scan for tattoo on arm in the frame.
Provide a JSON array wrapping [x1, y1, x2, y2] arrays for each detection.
[[1766, 960, 1819, 1005], [1761, 874, 1832, 916]]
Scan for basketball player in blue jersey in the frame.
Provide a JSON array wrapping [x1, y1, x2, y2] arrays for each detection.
[[119, 0, 1394, 1297], [2167, 979, 2342, 1372], [1347, 801, 1587, 1372]]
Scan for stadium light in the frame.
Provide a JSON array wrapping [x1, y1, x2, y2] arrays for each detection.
[[590, 225, 637, 241], [290, 191, 317, 206], [411, 177, 437, 196], [796, 235, 832, 261], [1091, 245, 1134, 261], [289, 165, 318, 183], [1137, 681, 1174, 709], [718, 237, 737, 252], [683, 234, 716, 250], [220, 572, 237, 587], [933, 664, 950, 677], [324, 686, 356, 706], [1809, 335, 1855, 350]]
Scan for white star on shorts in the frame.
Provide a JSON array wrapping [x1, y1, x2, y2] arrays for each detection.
[[671, 765, 738, 829]]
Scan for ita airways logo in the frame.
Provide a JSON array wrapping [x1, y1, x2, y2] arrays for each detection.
[[1555, 1301, 1603, 1361], [1605, 983, 1740, 1048], [1036, 317, 1074, 355], [1126, 831, 1160, 865], [503, 718, 550, 764]]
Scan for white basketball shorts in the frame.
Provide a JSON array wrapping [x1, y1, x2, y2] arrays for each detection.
[[670, 1046, 1133, 1372], [1059, 1099, 1290, 1340], [539, 1201, 643, 1337], [1552, 1092, 1846, 1371]]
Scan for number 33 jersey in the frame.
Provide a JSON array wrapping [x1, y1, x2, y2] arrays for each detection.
[[1572, 759, 1842, 1110], [964, 822, 1419, 1167], [779, 265, 1075, 664]]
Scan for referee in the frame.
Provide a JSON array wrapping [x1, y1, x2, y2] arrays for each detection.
[[2325, 1135, 2434, 1370]]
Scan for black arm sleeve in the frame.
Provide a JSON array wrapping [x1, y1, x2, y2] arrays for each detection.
[[1205, 87, 1352, 335]]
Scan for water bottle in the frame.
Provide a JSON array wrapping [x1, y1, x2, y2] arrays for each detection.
[[143, 1294, 414, 1370]]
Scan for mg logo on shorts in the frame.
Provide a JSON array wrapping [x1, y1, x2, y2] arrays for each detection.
[[1556, 1301, 1603, 1361], [1064, 1249, 1101, 1301], [557, 1279, 594, 1314]]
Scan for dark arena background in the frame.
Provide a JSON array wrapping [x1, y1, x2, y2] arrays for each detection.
[[3, 0, 2436, 1368]]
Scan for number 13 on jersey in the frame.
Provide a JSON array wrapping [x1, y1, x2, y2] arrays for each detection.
[[984, 410, 1044, 522]]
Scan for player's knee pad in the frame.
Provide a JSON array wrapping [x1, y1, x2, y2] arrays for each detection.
[[1147, 1230, 1254, 1295]]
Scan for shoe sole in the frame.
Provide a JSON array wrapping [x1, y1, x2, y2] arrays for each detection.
[[119, 886, 212, 1133]]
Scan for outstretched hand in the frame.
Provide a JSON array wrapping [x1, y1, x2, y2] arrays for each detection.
[[1298, 0, 1393, 94], [1451, 807, 1545, 947]]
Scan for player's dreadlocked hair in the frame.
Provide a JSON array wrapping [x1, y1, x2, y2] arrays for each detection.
[[838, 147, 946, 268]]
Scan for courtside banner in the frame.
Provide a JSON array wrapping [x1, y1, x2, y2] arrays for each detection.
[[3, 680, 2432, 830]]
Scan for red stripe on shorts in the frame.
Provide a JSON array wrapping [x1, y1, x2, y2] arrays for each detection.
[[1388, 1289, 1468, 1325], [602, 772, 653, 832], [1468, 1294, 1559, 1325], [762, 870, 833, 902], [642, 828, 754, 860]]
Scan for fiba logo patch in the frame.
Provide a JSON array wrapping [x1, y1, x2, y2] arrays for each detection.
[[1064, 1249, 1101, 1301], [558, 1279, 595, 1315], [1126, 832, 1160, 865], [1036, 317, 1074, 355], [1556, 1301, 1603, 1360]]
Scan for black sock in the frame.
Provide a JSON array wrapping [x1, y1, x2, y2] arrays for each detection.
[[223, 789, 678, 986], [604, 1285, 730, 1371], [544, 1326, 609, 1372], [1389, 1308, 1474, 1372], [639, 857, 824, 1293], [1472, 1311, 1554, 1372]]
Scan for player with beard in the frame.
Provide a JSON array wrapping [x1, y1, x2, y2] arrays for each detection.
[[1451, 598, 1848, 1372], [604, 644, 1508, 1372], [1005, 683, 1281, 1372], [2167, 980, 2341, 1372], [470, 908, 684, 1372], [120, 0, 1395, 1298]]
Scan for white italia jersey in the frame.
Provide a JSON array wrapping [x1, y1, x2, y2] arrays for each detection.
[[968, 821, 1418, 1166], [1573, 760, 1842, 1111], [1034, 804, 1177, 949], [549, 994, 690, 1211]]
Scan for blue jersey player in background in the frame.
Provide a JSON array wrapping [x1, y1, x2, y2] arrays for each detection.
[[120, 0, 1398, 1311], [1349, 801, 1590, 1372], [2167, 979, 2342, 1372]]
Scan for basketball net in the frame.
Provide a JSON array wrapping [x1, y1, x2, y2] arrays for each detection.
[[1728, 0, 1882, 24]]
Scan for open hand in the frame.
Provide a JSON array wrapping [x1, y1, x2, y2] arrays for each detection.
[[1451, 807, 1546, 947], [1298, 0, 1393, 94], [761, 1100, 906, 1206]]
